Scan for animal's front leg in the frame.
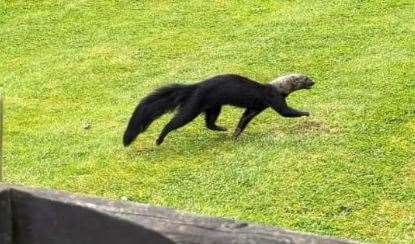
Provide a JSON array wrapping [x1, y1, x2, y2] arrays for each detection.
[[279, 107, 309, 117], [233, 109, 262, 138], [269, 99, 309, 117]]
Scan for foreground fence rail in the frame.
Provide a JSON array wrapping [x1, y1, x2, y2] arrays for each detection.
[[0, 184, 357, 244]]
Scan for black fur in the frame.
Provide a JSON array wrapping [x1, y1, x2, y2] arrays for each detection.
[[123, 74, 313, 146]]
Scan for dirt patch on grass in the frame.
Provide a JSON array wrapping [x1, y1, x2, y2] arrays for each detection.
[[271, 119, 340, 136], [294, 120, 338, 133]]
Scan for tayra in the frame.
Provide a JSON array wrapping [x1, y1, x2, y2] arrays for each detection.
[[123, 73, 315, 146]]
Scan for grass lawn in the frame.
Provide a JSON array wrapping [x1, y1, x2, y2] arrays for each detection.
[[1, 0, 414, 242]]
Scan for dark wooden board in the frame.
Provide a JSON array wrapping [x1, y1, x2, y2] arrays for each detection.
[[0, 184, 357, 244]]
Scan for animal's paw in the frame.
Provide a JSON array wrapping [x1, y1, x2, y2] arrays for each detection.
[[216, 126, 227, 131], [207, 124, 227, 131], [155, 138, 164, 146], [233, 128, 242, 138], [211, 125, 227, 131]]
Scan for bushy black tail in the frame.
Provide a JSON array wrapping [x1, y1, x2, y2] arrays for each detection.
[[123, 84, 196, 146]]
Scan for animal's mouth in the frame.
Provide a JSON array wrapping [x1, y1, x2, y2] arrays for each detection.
[[306, 82, 315, 89]]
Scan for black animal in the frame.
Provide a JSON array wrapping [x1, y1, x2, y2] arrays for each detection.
[[123, 74, 314, 146]]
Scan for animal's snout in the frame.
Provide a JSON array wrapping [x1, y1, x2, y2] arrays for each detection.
[[306, 79, 315, 89]]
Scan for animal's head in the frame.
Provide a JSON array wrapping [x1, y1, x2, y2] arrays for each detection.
[[269, 74, 315, 96]]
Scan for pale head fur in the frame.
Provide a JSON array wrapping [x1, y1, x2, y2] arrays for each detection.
[[269, 74, 315, 96]]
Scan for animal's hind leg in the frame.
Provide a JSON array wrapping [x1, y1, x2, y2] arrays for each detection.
[[156, 105, 201, 145], [233, 109, 263, 138], [205, 106, 227, 131]]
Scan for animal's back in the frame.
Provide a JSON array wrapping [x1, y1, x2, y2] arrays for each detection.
[[196, 74, 267, 109]]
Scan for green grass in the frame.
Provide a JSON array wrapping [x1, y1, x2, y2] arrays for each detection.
[[1, 0, 414, 242]]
